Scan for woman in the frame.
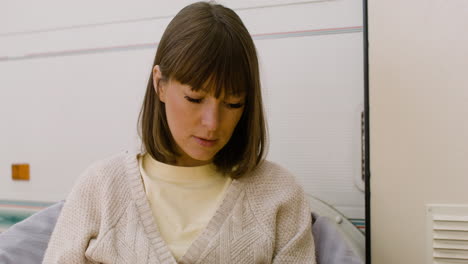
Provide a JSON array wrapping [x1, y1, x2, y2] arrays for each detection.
[[43, 2, 315, 263]]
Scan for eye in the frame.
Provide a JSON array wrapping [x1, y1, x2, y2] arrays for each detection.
[[184, 96, 202, 104], [226, 102, 244, 109]]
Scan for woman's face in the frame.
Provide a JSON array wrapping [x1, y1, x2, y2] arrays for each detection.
[[154, 67, 245, 167]]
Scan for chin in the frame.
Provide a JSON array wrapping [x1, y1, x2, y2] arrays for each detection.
[[191, 154, 215, 162], [187, 150, 217, 162]]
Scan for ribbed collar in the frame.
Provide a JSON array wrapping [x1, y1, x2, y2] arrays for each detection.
[[141, 153, 220, 185]]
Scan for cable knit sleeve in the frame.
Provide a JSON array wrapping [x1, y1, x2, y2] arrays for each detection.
[[246, 161, 316, 264], [42, 165, 103, 264], [271, 184, 316, 264]]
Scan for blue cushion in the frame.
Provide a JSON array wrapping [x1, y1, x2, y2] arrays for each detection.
[[0, 201, 64, 264], [312, 213, 363, 264]]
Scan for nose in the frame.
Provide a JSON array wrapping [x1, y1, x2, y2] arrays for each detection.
[[201, 101, 220, 132]]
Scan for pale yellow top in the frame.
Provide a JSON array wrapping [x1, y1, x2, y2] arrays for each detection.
[[138, 153, 232, 261]]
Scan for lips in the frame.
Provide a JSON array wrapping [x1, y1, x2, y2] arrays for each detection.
[[194, 136, 218, 147]]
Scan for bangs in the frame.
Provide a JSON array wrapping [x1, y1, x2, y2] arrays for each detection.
[[165, 21, 249, 98]]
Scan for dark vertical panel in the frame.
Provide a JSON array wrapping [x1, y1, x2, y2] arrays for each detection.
[[363, 0, 371, 263]]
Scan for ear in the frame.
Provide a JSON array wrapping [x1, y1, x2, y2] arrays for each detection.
[[153, 65, 167, 102]]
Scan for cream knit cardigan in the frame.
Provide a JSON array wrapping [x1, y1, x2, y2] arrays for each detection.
[[43, 152, 316, 264]]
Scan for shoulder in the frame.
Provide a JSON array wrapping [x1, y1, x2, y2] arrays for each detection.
[[86, 151, 134, 176], [59, 151, 141, 231], [241, 160, 309, 215], [242, 160, 303, 198], [68, 151, 139, 203]]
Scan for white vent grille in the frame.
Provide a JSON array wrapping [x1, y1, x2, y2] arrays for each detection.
[[427, 204, 468, 264]]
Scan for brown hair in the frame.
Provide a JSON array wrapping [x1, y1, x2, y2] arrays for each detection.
[[138, 1, 267, 178]]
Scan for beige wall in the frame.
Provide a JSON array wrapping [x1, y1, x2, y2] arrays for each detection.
[[369, 0, 468, 263]]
